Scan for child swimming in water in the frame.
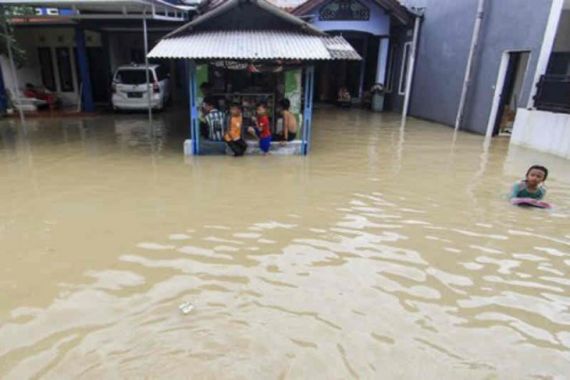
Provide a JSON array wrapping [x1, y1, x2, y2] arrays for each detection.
[[510, 165, 548, 200]]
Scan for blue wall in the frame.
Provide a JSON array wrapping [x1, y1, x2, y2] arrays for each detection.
[[307, 0, 391, 36], [402, 0, 553, 134], [405, 0, 478, 126], [463, 0, 552, 134]]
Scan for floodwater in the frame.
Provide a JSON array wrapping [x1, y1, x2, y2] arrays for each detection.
[[1, 109, 570, 379]]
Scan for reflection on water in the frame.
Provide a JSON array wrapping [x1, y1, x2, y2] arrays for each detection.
[[1, 109, 569, 379]]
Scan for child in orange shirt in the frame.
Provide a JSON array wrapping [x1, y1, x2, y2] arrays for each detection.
[[224, 103, 247, 156]]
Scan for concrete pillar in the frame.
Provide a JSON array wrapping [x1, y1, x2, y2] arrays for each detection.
[[375, 37, 390, 85], [358, 35, 368, 99], [302, 65, 315, 155], [188, 60, 199, 155], [75, 28, 95, 112], [0, 65, 7, 113]]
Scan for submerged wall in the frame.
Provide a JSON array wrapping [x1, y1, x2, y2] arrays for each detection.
[[511, 109, 570, 160], [1, 28, 103, 107]]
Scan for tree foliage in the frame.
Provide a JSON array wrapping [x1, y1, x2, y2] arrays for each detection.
[[0, 6, 35, 66]]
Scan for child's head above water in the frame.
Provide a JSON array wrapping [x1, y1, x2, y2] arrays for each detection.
[[203, 96, 217, 112], [230, 103, 242, 116], [279, 99, 291, 112], [525, 165, 548, 187], [256, 103, 267, 116]]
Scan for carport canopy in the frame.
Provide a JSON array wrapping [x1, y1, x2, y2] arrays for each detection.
[[0, 0, 191, 116], [0, 0, 191, 21]]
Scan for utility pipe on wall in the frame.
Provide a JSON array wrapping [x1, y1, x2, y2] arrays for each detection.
[[401, 10, 422, 124], [454, 0, 486, 131], [143, 12, 152, 121]]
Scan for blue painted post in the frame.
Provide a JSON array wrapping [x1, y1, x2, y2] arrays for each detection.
[[302, 65, 315, 155], [75, 28, 95, 112], [188, 61, 199, 155], [358, 35, 368, 99], [0, 65, 7, 114]]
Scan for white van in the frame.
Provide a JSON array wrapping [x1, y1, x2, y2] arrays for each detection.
[[111, 64, 170, 111]]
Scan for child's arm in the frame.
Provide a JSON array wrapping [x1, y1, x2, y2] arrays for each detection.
[[509, 182, 521, 199], [247, 126, 259, 140], [223, 118, 231, 142], [283, 113, 289, 141]]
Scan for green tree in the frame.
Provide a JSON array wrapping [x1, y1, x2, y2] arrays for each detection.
[[0, 6, 34, 66]]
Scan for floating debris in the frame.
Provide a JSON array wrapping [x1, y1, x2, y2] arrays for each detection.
[[179, 301, 194, 315]]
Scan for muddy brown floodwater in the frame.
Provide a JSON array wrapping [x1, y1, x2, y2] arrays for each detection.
[[1, 109, 570, 379]]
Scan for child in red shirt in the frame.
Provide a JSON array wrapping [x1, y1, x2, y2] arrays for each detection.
[[248, 103, 272, 154]]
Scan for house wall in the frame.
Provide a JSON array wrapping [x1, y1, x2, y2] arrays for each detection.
[[463, 0, 553, 134], [553, 10, 570, 52], [385, 26, 414, 112], [307, 0, 391, 36], [400, 0, 553, 134], [0, 27, 102, 106]]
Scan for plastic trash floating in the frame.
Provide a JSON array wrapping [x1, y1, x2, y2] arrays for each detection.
[[179, 301, 194, 314]]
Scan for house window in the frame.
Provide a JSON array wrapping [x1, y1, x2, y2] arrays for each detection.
[[37, 47, 56, 91], [398, 42, 412, 96], [55, 47, 74, 92], [319, 0, 370, 21]]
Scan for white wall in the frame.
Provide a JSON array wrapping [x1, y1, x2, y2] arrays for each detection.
[[511, 108, 570, 159], [553, 10, 570, 52]]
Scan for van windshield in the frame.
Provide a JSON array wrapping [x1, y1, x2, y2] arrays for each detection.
[[115, 70, 154, 85]]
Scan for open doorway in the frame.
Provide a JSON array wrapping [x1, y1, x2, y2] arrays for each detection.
[[491, 51, 531, 136]]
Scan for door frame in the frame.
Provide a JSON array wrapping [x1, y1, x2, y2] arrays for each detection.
[[485, 50, 531, 138]]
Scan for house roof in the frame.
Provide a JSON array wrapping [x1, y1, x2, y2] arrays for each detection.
[[198, 0, 298, 12], [148, 30, 361, 60], [149, 0, 361, 61], [165, 0, 326, 38], [291, 0, 412, 26]]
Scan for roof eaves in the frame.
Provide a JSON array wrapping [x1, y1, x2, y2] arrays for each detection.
[[292, 0, 413, 26], [165, 0, 238, 38], [256, 0, 326, 36], [166, 0, 326, 39]]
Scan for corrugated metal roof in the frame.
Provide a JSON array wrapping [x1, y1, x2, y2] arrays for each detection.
[[166, 0, 326, 39], [148, 30, 361, 60]]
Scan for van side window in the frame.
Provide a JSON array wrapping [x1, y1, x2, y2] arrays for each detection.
[[156, 66, 168, 81]]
